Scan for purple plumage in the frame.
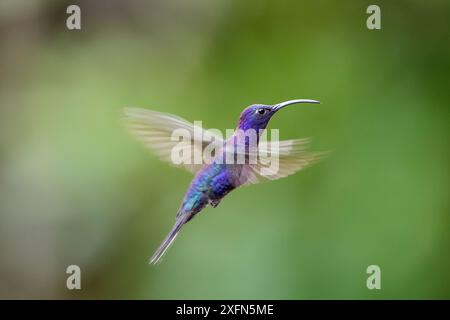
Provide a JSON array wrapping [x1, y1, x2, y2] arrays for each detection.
[[124, 99, 325, 264]]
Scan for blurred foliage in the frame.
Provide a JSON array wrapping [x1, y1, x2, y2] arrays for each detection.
[[0, 0, 449, 299]]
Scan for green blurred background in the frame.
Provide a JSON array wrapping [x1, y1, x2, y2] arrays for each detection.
[[0, 0, 449, 299]]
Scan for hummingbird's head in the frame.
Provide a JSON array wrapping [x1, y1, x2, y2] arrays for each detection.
[[237, 99, 320, 131]]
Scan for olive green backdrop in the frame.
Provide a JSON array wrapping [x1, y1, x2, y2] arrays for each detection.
[[0, 0, 449, 299]]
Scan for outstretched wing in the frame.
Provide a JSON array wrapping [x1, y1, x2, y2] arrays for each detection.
[[242, 138, 327, 185], [123, 107, 224, 173]]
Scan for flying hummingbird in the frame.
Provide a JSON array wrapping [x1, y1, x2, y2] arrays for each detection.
[[124, 99, 325, 264]]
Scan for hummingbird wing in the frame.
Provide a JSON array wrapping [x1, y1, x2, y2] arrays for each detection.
[[241, 139, 327, 184], [123, 108, 224, 173]]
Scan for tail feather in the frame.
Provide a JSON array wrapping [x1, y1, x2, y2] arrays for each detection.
[[150, 215, 189, 264]]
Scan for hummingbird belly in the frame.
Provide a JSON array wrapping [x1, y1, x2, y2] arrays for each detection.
[[180, 162, 235, 215]]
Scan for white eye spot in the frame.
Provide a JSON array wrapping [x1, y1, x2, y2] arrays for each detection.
[[256, 108, 266, 115]]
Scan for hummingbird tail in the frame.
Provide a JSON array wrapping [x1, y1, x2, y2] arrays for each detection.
[[150, 214, 189, 265]]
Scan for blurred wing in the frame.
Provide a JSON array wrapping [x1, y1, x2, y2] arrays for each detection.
[[123, 107, 224, 173], [243, 139, 327, 185]]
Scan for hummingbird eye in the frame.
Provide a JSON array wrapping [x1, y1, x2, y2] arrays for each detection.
[[256, 108, 266, 115]]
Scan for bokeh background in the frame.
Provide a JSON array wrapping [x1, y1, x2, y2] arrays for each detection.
[[0, 0, 449, 299]]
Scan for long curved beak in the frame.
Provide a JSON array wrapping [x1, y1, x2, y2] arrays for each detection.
[[272, 99, 320, 111]]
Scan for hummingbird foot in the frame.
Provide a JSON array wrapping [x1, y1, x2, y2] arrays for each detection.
[[209, 199, 221, 208]]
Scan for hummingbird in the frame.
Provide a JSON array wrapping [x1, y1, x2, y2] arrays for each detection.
[[124, 99, 325, 264]]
